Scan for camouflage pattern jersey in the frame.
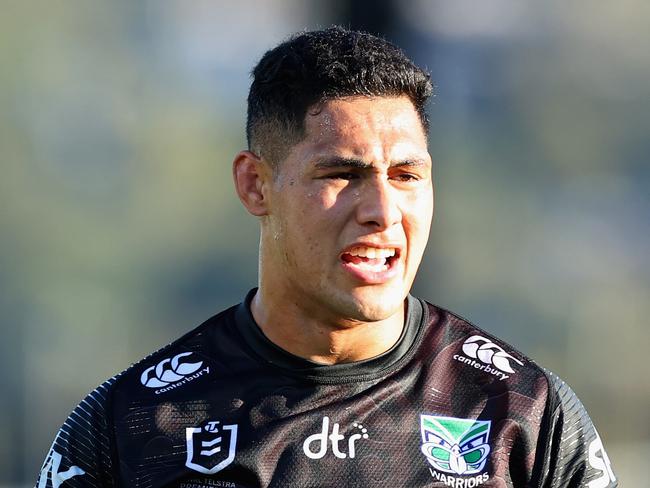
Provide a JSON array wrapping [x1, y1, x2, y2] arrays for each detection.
[[36, 290, 618, 488]]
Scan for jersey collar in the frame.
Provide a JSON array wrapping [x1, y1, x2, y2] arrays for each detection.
[[233, 288, 426, 382]]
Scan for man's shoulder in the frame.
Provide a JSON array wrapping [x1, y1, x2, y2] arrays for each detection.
[[420, 299, 599, 417], [416, 299, 618, 486], [420, 299, 551, 385], [100, 302, 239, 400]]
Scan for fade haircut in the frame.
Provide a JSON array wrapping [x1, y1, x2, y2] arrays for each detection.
[[246, 26, 433, 167]]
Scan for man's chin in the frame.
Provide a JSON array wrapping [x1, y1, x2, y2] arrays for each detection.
[[340, 286, 407, 322]]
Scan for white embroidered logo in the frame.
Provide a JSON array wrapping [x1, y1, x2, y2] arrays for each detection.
[[186, 420, 238, 475], [587, 431, 616, 488], [140, 352, 209, 394], [453, 335, 524, 380], [302, 417, 369, 459], [38, 450, 84, 488]]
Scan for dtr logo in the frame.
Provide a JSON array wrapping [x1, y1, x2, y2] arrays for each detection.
[[302, 417, 369, 459], [140, 352, 210, 394], [453, 335, 524, 380]]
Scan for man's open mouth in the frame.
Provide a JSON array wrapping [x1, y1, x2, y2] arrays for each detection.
[[340, 246, 400, 273]]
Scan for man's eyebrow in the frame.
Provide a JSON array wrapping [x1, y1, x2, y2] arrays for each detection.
[[391, 159, 429, 168], [313, 157, 372, 169], [313, 157, 428, 169]]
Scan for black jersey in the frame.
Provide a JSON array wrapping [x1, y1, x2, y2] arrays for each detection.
[[36, 291, 617, 488]]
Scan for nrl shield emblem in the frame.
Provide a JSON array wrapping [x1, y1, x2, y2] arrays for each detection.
[[185, 420, 238, 474], [420, 415, 491, 475]]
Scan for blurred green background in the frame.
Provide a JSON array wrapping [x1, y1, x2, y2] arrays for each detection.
[[1, 1, 647, 486]]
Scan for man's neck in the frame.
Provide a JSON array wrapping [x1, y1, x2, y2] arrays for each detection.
[[249, 288, 405, 365]]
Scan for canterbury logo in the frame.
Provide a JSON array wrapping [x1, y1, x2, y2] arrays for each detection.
[[462, 335, 523, 374], [140, 352, 206, 391]]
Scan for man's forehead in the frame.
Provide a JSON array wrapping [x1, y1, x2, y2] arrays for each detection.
[[305, 96, 419, 130], [302, 96, 425, 143]]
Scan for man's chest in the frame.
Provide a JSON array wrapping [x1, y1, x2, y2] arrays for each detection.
[[112, 365, 544, 487]]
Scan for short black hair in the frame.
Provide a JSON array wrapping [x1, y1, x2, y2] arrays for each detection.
[[246, 26, 433, 166]]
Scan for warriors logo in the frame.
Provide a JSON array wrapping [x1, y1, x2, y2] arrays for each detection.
[[420, 415, 491, 476]]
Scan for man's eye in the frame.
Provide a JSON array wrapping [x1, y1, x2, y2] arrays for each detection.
[[392, 173, 419, 182]]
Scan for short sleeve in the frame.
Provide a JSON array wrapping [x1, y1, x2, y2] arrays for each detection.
[[539, 371, 618, 488], [35, 379, 117, 488]]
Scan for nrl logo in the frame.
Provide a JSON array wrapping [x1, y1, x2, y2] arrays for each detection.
[[186, 420, 238, 475], [420, 415, 491, 477]]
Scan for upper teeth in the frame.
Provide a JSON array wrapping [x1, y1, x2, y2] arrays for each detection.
[[347, 247, 396, 259]]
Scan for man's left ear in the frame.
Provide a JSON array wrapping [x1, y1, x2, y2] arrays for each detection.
[[232, 150, 271, 216]]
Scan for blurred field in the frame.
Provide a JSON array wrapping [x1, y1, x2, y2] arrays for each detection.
[[1, 1, 647, 485]]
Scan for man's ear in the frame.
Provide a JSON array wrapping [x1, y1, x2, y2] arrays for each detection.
[[232, 150, 272, 216]]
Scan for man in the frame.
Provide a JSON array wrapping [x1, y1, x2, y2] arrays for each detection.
[[36, 27, 617, 488]]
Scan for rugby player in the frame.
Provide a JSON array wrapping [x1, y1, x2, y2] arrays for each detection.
[[36, 27, 617, 487]]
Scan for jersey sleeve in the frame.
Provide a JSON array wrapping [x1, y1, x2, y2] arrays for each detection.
[[35, 379, 118, 488], [538, 371, 618, 488]]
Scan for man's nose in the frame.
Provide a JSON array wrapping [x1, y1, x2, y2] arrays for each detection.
[[355, 177, 402, 230]]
